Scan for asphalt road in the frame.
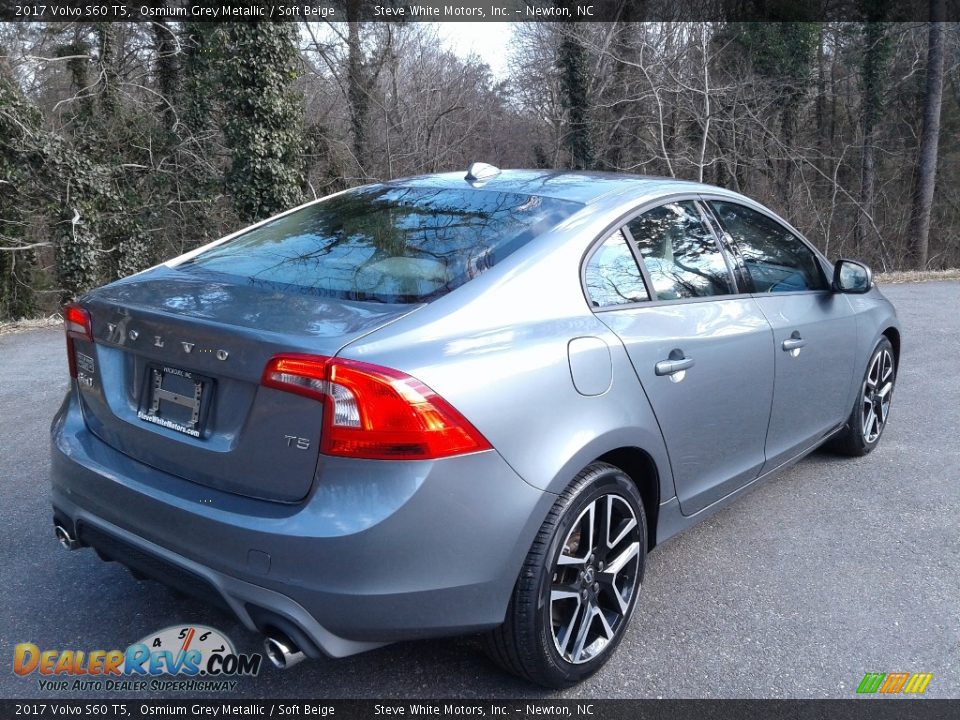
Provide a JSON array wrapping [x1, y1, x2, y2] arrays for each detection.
[[1, 281, 958, 700]]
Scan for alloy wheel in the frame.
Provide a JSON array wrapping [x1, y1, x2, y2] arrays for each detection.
[[862, 347, 895, 444], [549, 494, 642, 665]]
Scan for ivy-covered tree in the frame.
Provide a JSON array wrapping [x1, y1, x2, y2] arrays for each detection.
[[3, 34, 109, 305], [55, 39, 94, 124], [163, 21, 226, 252], [346, 0, 372, 178], [2, 17, 958, 320], [41, 131, 106, 303], [735, 22, 820, 208], [180, 21, 217, 136], [0, 50, 40, 318], [556, 23, 594, 170], [217, 22, 305, 222], [152, 16, 179, 133], [93, 24, 157, 281]]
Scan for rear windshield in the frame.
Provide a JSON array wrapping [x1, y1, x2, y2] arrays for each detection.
[[180, 185, 582, 303]]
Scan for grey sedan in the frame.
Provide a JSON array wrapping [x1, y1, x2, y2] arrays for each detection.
[[50, 166, 899, 687]]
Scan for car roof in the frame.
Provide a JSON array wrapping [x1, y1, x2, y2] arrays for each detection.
[[388, 169, 718, 206]]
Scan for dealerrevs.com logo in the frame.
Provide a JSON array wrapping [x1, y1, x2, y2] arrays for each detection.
[[13, 625, 262, 692]]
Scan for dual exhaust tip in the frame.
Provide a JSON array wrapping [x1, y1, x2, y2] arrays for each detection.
[[263, 633, 305, 670], [55, 521, 306, 672], [54, 523, 81, 551]]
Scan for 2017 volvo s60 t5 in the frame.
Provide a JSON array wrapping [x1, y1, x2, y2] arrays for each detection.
[[50, 165, 899, 687]]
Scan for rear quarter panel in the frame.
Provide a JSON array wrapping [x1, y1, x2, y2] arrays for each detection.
[[337, 207, 677, 505]]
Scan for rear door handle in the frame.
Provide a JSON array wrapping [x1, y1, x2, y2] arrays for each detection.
[[782, 332, 807, 354], [655, 351, 695, 377]]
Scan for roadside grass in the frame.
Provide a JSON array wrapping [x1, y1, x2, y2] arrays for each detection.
[[1, 270, 957, 336], [875, 268, 960, 284], [0, 314, 62, 336]]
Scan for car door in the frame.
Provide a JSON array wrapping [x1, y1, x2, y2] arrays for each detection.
[[705, 199, 858, 472], [585, 199, 775, 516]]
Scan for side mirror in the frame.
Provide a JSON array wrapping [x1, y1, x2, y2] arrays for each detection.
[[833, 259, 873, 294]]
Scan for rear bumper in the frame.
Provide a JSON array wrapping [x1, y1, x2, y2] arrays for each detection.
[[50, 388, 554, 657]]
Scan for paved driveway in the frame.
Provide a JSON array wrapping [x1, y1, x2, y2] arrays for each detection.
[[1, 281, 957, 699]]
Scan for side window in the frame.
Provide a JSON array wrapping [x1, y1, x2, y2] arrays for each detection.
[[626, 201, 734, 300], [708, 200, 827, 293], [584, 230, 650, 308]]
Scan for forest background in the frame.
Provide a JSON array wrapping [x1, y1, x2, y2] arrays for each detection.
[[0, 13, 957, 319]]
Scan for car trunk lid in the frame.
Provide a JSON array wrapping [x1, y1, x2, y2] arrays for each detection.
[[71, 266, 420, 502]]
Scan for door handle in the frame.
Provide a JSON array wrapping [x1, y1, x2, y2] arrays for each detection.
[[655, 350, 695, 377], [782, 332, 807, 355]]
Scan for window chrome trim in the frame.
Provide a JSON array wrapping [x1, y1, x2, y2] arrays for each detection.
[[590, 291, 758, 313]]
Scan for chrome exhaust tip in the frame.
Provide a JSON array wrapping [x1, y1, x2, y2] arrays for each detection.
[[263, 633, 305, 670], [54, 524, 81, 551]]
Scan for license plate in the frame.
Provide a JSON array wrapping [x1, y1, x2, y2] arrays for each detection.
[[137, 365, 211, 438]]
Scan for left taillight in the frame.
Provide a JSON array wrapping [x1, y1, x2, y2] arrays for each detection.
[[63, 303, 92, 378], [261, 353, 492, 461]]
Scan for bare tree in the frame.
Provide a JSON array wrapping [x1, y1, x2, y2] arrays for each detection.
[[1, 19, 957, 320], [909, 0, 947, 269], [856, 20, 892, 254]]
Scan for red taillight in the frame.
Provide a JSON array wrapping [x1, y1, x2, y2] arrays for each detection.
[[63, 304, 93, 378], [261, 353, 491, 460]]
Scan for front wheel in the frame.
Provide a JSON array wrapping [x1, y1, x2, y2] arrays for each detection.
[[483, 462, 646, 687], [830, 336, 896, 456]]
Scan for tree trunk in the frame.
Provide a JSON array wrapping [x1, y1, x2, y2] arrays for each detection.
[[829, 36, 837, 151], [346, 0, 370, 179], [219, 24, 305, 222], [0, 53, 38, 319], [556, 23, 593, 170], [858, 136, 876, 256], [180, 22, 216, 135], [56, 35, 92, 124], [856, 20, 891, 256], [152, 15, 179, 132], [779, 93, 799, 212], [816, 25, 828, 172], [603, 21, 635, 171], [95, 24, 120, 117], [908, 0, 946, 269]]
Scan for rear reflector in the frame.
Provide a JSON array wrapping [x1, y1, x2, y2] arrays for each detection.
[[262, 353, 491, 461], [63, 304, 93, 379]]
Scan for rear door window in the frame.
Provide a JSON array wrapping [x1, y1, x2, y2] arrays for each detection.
[[181, 186, 582, 303], [584, 230, 650, 308], [626, 201, 735, 300]]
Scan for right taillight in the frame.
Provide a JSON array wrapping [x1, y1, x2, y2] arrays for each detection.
[[63, 303, 93, 379], [261, 353, 491, 461]]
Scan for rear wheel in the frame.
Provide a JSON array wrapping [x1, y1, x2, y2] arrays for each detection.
[[483, 462, 646, 687], [830, 337, 896, 456]]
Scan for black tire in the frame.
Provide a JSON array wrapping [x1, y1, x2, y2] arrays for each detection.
[[483, 462, 646, 688], [829, 336, 896, 457]]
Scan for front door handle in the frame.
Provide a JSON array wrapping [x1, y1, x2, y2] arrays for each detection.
[[655, 350, 695, 378], [782, 331, 807, 356]]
